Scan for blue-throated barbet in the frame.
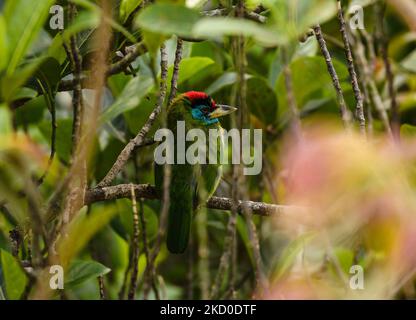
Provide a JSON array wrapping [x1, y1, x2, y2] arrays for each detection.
[[155, 91, 237, 254]]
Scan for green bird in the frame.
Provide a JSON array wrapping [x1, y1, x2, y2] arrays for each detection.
[[155, 91, 237, 254]]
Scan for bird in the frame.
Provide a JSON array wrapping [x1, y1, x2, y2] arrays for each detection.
[[155, 91, 237, 254]]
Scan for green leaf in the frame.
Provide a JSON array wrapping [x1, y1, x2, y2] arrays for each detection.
[[65, 260, 111, 288], [39, 119, 73, 164], [116, 199, 159, 242], [95, 139, 125, 182], [275, 56, 349, 119], [124, 93, 158, 134], [62, 11, 101, 43], [206, 72, 239, 95], [333, 247, 354, 275], [136, 4, 200, 38], [0, 104, 12, 135], [120, 0, 143, 23], [12, 87, 38, 102], [4, 0, 55, 75], [167, 57, 215, 86], [402, 50, 416, 73], [35, 57, 62, 91], [0, 14, 8, 72], [194, 17, 285, 47], [401, 124, 416, 138], [100, 75, 154, 124], [265, 0, 337, 41], [15, 96, 45, 127], [57, 206, 117, 267], [142, 30, 166, 56], [236, 215, 254, 266], [274, 233, 315, 280], [247, 77, 278, 125], [0, 249, 28, 300], [0, 8, 99, 102]]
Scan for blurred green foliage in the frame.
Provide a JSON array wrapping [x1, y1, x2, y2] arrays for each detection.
[[0, 0, 415, 300]]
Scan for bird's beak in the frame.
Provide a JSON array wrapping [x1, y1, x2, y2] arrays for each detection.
[[209, 104, 238, 119]]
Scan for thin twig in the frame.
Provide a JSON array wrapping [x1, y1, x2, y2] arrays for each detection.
[[118, 246, 132, 299], [107, 43, 147, 76], [212, 14, 247, 298], [85, 184, 295, 216], [235, 8, 267, 294], [313, 24, 353, 128], [350, 30, 374, 138], [281, 47, 302, 139], [337, 0, 366, 136], [132, 151, 156, 299], [127, 185, 140, 300], [203, 7, 266, 23], [210, 202, 239, 299], [57, 43, 147, 92], [168, 38, 184, 106], [187, 234, 194, 300], [36, 81, 56, 185], [98, 276, 106, 300], [143, 45, 169, 300], [196, 208, 210, 299], [68, 2, 84, 153], [351, 32, 393, 136], [96, 44, 165, 188], [9, 228, 21, 257], [376, 1, 399, 140]]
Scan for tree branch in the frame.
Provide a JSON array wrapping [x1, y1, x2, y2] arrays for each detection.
[[337, 0, 366, 136], [58, 43, 147, 92], [96, 45, 167, 188], [375, 1, 399, 140], [167, 38, 184, 105], [85, 184, 295, 217], [143, 44, 169, 300], [203, 7, 266, 23], [313, 24, 353, 129]]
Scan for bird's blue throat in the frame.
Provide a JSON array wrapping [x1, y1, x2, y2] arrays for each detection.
[[191, 106, 219, 126]]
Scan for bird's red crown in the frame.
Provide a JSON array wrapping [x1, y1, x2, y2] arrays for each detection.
[[184, 91, 208, 101], [184, 91, 216, 109]]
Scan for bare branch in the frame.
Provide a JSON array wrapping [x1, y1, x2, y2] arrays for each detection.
[[107, 43, 147, 76], [67, 3, 84, 153], [351, 32, 393, 136], [203, 7, 266, 23], [143, 44, 169, 300], [127, 185, 140, 300], [85, 184, 295, 217], [58, 43, 147, 92], [282, 47, 302, 139], [337, 0, 366, 136], [313, 24, 353, 128], [167, 38, 184, 106], [375, 2, 400, 140], [96, 45, 167, 188]]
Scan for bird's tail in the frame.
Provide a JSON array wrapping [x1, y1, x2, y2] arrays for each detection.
[[166, 190, 193, 254]]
